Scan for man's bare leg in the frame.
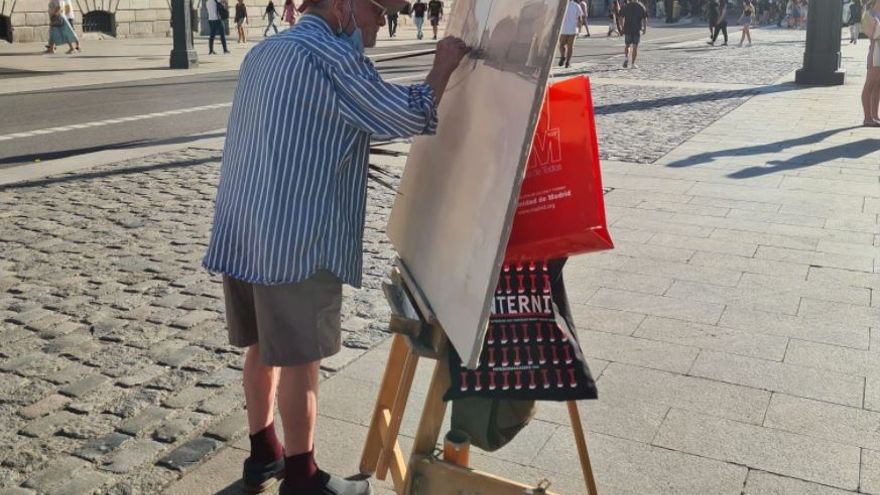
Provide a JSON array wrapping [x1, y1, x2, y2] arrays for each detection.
[[241, 345, 284, 493], [243, 345, 279, 434], [631, 44, 639, 66], [278, 360, 320, 455]]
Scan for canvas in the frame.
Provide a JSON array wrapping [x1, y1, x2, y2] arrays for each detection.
[[387, 0, 568, 368]]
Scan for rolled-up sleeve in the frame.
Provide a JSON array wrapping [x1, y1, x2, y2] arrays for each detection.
[[330, 64, 438, 140]]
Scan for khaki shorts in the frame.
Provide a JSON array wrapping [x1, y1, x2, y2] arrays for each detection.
[[223, 271, 343, 367], [560, 34, 576, 44]]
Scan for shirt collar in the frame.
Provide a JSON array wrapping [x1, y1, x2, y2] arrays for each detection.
[[298, 13, 338, 37]]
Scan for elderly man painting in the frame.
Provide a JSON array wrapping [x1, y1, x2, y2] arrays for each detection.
[[202, 0, 469, 493]]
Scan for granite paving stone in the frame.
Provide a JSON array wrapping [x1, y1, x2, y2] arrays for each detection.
[[597, 362, 770, 424], [72, 432, 133, 462], [862, 449, 880, 495], [99, 440, 165, 474], [653, 408, 861, 490], [157, 437, 222, 472], [743, 470, 858, 495], [690, 350, 865, 407], [632, 316, 789, 361]]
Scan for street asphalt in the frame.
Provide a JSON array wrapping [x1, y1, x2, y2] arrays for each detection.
[[0, 20, 719, 170]]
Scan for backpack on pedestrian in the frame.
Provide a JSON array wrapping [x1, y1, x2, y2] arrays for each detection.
[[216, 0, 229, 21]]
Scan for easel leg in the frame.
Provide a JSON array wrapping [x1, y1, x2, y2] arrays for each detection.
[[376, 347, 420, 479], [412, 354, 451, 456], [567, 401, 599, 495], [361, 334, 409, 475]]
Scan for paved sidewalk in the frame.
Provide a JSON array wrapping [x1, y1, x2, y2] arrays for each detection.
[[1, 28, 878, 495]]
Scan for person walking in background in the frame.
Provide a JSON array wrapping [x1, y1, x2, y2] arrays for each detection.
[[263, 0, 279, 35], [282, 0, 296, 27], [558, 0, 583, 68], [387, 10, 398, 37], [738, 0, 753, 46], [427, 0, 443, 40], [862, 0, 880, 126], [60, 0, 81, 52], [850, 0, 864, 44], [608, 0, 622, 36], [412, 0, 427, 39], [45, 0, 78, 54], [621, 0, 647, 68], [206, 0, 230, 54], [708, 0, 728, 45], [235, 0, 249, 43], [578, 0, 591, 37]]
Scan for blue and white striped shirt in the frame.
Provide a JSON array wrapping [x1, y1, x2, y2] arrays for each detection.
[[203, 14, 438, 287]]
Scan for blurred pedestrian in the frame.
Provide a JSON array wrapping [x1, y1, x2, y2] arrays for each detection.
[[850, 0, 863, 44], [282, 0, 296, 27], [427, 0, 443, 40], [412, 0, 427, 39], [708, 0, 728, 45], [45, 0, 78, 54], [60, 0, 80, 52], [621, 0, 647, 67], [862, 0, 880, 126], [235, 0, 249, 43], [738, 0, 753, 46], [608, 0, 622, 36], [387, 10, 398, 36], [578, 0, 591, 37], [207, 0, 230, 54], [559, 0, 583, 68], [263, 0, 279, 35]]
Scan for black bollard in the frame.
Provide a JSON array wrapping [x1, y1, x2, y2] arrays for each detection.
[[170, 0, 199, 69], [795, 0, 845, 85]]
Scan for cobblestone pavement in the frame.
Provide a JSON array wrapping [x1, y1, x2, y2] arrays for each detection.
[[0, 26, 817, 495], [572, 28, 807, 164], [0, 148, 399, 494]]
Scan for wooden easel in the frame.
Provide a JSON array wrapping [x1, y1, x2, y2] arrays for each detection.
[[359, 263, 599, 495]]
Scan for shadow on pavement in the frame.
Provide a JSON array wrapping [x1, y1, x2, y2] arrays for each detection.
[[0, 154, 219, 191], [594, 82, 797, 115], [665, 126, 862, 170], [0, 131, 226, 167], [728, 138, 880, 178]]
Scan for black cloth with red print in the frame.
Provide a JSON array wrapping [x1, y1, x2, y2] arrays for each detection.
[[445, 259, 598, 401]]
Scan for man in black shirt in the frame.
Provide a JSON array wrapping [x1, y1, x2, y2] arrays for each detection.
[[621, 0, 647, 68], [707, 0, 728, 45], [412, 0, 427, 39], [428, 0, 443, 40]]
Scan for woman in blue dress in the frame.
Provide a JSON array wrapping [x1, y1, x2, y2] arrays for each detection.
[[46, 0, 79, 54]]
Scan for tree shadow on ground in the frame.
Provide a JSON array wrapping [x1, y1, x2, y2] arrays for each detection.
[[665, 126, 863, 169], [592, 81, 797, 115], [0, 131, 225, 167], [727, 138, 880, 178], [0, 154, 219, 191]]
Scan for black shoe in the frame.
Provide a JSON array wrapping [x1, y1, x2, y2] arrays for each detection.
[[558, 56, 564, 66], [224, 50, 231, 54], [241, 456, 284, 493], [279, 471, 372, 495], [209, 51, 217, 55]]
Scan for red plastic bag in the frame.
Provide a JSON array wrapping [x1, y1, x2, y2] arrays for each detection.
[[505, 76, 613, 262]]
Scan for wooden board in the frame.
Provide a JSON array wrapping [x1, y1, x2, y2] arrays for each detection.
[[387, 0, 568, 368]]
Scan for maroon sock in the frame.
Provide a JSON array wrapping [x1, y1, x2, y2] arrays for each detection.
[[284, 450, 322, 489], [249, 423, 283, 463]]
